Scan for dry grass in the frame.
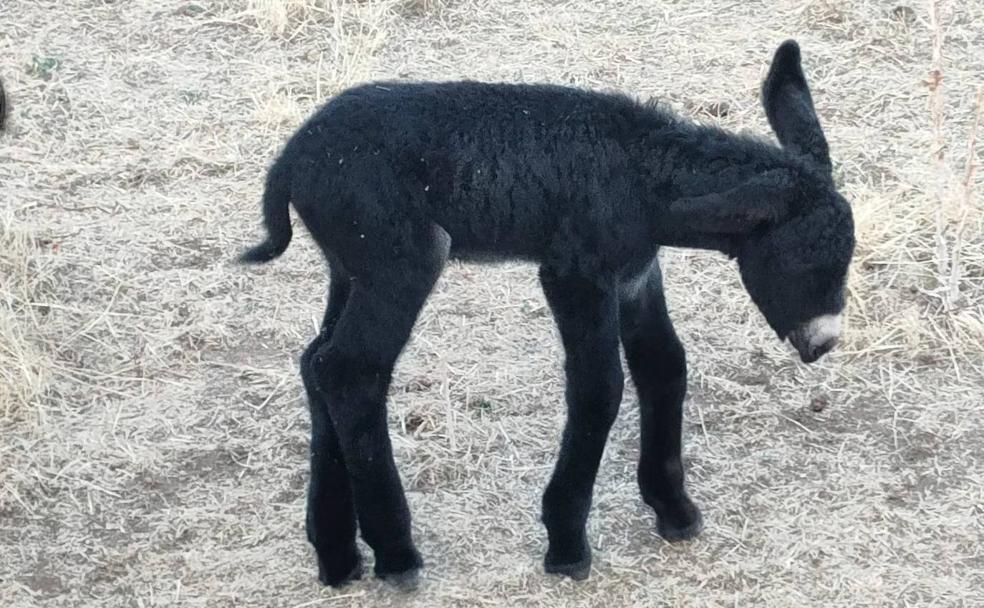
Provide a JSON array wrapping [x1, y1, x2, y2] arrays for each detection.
[[1, 0, 982, 606], [0, 212, 52, 425]]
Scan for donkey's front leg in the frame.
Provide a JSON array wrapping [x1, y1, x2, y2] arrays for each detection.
[[619, 258, 702, 541], [538, 267, 624, 581]]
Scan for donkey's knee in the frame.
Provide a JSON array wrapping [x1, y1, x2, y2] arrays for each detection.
[[626, 328, 687, 391], [301, 338, 322, 378], [301, 337, 331, 399], [567, 361, 624, 430], [650, 336, 686, 388], [312, 345, 391, 401], [309, 347, 392, 458]]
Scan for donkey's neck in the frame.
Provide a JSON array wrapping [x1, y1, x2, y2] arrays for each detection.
[[640, 123, 792, 196], [628, 122, 799, 254]]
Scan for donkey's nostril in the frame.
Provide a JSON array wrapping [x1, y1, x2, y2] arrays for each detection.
[[809, 337, 837, 361]]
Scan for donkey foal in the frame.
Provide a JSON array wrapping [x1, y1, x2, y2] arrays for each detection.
[[241, 41, 856, 587]]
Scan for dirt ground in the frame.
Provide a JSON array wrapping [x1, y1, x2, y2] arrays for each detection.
[[1, 1, 983, 606]]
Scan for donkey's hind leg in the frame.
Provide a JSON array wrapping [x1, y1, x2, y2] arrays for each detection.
[[307, 227, 446, 586], [301, 265, 361, 587]]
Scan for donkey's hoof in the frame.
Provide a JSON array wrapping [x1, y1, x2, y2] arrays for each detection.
[[657, 508, 704, 542], [544, 536, 592, 581], [378, 567, 421, 591], [545, 553, 592, 581], [317, 549, 363, 587], [376, 546, 423, 591]]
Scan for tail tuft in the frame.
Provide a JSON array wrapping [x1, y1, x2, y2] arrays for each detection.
[[238, 239, 289, 264]]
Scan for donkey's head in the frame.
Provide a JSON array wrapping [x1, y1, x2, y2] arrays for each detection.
[[670, 41, 855, 363]]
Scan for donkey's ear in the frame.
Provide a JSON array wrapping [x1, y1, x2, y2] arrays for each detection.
[[762, 40, 832, 175], [668, 170, 794, 235]]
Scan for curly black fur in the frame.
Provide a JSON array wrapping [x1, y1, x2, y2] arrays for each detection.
[[241, 40, 855, 587]]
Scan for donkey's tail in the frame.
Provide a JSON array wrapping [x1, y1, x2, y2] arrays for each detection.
[[239, 157, 293, 264]]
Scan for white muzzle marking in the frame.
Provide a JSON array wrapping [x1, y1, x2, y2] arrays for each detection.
[[790, 313, 843, 363], [803, 313, 842, 348]]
